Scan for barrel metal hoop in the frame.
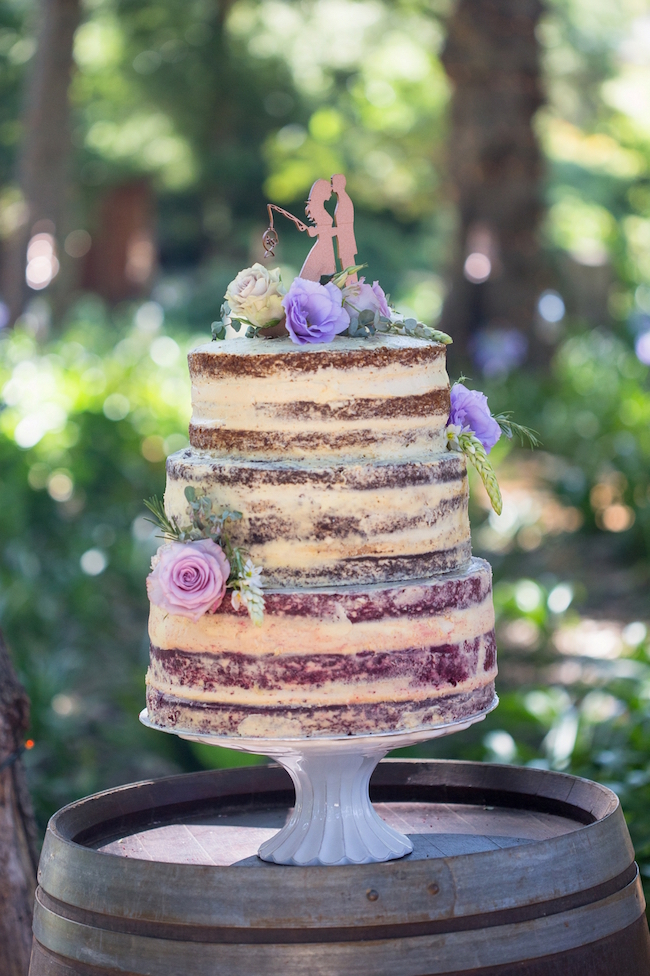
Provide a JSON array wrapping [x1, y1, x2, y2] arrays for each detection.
[[34, 862, 640, 946], [31, 875, 647, 976]]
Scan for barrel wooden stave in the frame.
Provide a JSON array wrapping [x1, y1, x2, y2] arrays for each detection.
[[30, 761, 650, 976]]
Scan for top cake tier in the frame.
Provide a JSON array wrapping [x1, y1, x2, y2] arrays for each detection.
[[188, 334, 449, 462]]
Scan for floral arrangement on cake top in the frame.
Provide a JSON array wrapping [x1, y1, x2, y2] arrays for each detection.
[[208, 177, 538, 519], [446, 381, 540, 515], [211, 262, 453, 346], [144, 488, 265, 625]]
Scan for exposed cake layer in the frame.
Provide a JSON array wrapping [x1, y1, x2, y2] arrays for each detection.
[[188, 335, 449, 462], [165, 450, 471, 586], [146, 558, 497, 738], [146, 686, 496, 739]]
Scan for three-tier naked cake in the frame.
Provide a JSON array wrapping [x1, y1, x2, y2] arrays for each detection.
[[145, 331, 497, 739]]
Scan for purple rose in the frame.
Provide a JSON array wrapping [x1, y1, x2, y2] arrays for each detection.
[[342, 277, 390, 326], [147, 538, 230, 621], [448, 383, 501, 453], [282, 277, 350, 345]]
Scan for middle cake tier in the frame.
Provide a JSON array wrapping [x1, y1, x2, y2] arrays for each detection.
[[165, 448, 471, 587]]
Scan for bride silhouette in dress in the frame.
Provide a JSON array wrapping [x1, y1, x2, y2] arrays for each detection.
[[300, 179, 337, 281]]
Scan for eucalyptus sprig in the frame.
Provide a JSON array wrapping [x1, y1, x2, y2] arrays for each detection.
[[380, 316, 452, 345], [339, 307, 453, 344], [446, 429, 503, 515], [211, 301, 285, 341], [493, 412, 541, 449]]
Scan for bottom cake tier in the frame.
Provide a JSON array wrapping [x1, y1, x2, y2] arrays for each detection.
[[146, 556, 497, 739]]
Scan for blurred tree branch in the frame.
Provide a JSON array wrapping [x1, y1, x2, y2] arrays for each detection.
[[441, 0, 546, 370], [0, 629, 38, 976], [1, 0, 81, 327]]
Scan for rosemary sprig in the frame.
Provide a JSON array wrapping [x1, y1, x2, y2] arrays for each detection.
[[143, 496, 181, 541], [493, 412, 542, 449]]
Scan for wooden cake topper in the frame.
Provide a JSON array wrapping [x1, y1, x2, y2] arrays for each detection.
[[262, 175, 358, 283]]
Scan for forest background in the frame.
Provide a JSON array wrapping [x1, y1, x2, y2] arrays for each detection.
[[1, 0, 650, 893]]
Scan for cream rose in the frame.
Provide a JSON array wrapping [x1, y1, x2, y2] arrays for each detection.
[[224, 264, 286, 328]]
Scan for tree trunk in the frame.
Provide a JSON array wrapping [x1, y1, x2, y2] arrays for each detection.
[[0, 630, 39, 976], [440, 0, 545, 373], [1, 0, 81, 326]]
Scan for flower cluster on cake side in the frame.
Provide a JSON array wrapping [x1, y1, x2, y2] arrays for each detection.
[[144, 489, 264, 625]]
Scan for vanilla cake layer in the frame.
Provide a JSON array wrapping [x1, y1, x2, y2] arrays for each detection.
[[146, 558, 496, 738], [165, 450, 471, 586], [188, 335, 449, 462]]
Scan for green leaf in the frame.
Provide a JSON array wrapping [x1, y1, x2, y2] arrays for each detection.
[[184, 486, 196, 502], [211, 321, 226, 341], [358, 308, 375, 326]]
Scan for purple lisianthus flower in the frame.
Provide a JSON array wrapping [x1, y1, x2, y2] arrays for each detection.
[[341, 277, 389, 326], [147, 538, 230, 621], [448, 383, 501, 453], [282, 277, 350, 345]]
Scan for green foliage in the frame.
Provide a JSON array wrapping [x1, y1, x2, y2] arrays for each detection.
[[482, 326, 650, 558], [0, 304, 198, 825]]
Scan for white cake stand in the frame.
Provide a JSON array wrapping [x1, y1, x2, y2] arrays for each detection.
[[140, 697, 497, 867]]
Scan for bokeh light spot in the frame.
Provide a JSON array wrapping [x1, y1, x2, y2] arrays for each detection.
[[547, 584, 573, 614], [515, 580, 543, 613], [150, 336, 180, 366], [80, 548, 107, 575], [103, 393, 130, 420], [538, 290, 565, 322], [47, 470, 74, 502], [463, 252, 491, 283]]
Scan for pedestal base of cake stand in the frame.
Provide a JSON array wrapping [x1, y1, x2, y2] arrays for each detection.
[[139, 698, 497, 867]]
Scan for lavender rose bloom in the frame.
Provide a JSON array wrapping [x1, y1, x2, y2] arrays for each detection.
[[147, 538, 230, 621], [282, 277, 350, 345], [448, 383, 501, 453], [342, 277, 390, 326]]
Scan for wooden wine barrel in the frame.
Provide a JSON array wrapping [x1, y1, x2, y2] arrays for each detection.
[[30, 760, 650, 976]]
